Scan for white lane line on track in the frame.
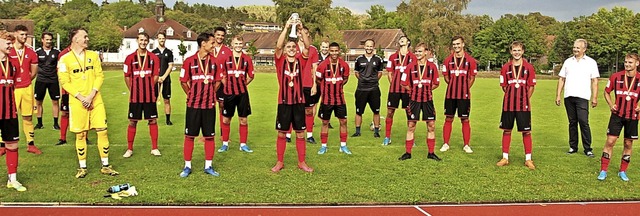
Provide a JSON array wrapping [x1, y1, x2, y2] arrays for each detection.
[[414, 205, 431, 216]]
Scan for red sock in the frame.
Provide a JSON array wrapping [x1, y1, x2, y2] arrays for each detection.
[[427, 138, 435, 153], [385, 118, 393, 138], [183, 136, 194, 161], [320, 133, 328, 144], [502, 133, 511, 154], [127, 125, 136, 150], [5, 148, 17, 174], [221, 122, 230, 142], [523, 133, 532, 155], [340, 132, 347, 143], [620, 155, 630, 172], [306, 113, 314, 133], [239, 124, 248, 144], [405, 139, 414, 153], [601, 155, 610, 172], [443, 118, 453, 144], [462, 120, 471, 145], [149, 123, 158, 150], [204, 137, 215, 160], [276, 136, 286, 162], [296, 137, 306, 162], [60, 115, 69, 140]]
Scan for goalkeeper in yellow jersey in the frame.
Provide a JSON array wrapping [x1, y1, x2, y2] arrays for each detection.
[[57, 28, 118, 178]]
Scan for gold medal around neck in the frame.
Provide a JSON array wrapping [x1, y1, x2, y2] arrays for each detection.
[[140, 73, 145, 78], [418, 83, 423, 88], [289, 81, 294, 87], [455, 70, 460, 76], [203, 79, 209, 84], [515, 83, 520, 88], [235, 73, 240, 78], [332, 79, 337, 84], [627, 95, 631, 101], [81, 75, 87, 80]]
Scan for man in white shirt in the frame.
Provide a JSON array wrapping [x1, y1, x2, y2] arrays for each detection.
[[555, 38, 599, 157]]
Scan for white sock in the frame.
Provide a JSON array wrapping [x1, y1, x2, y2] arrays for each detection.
[[322, 144, 327, 147], [205, 160, 212, 168], [525, 154, 532, 161], [307, 132, 313, 138], [240, 143, 246, 147], [340, 142, 347, 147], [286, 133, 291, 138], [503, 153, 509, 160], [222, 141, 229, 146], [79, 160, 87, 168], [8, 173, 16, 182], [101, 158, 109, 166], [184, 161, 191, 168]]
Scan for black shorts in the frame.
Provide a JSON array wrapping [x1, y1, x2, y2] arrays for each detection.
[[387, 92, 410, 109], [275, 104, 306, 132], [355, 88, 381, 115], [406, 100, 436, 122], [444, 99, 471, 117], [222, 93, 251, 118], [185, 107, 216, 137], [60, 94, 69, 112], [128, 103, 159, 120], [34, 81, 60, 101], [607, 114, 639, 139], [303, 86, 321, 107], [155, 78, 171, 99], [216, 84, 226, 102], [0, 118, 20, 142], [500, 111, 531, 132], [318, 104, 347, 120]]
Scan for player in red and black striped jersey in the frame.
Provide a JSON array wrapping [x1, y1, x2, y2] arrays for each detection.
[[383, 36, 416, 145], [178, 32, 223, 178], [398, 43, 441, 161], [0, 30, 26, 191], [271, 18, 313, 173], [599, 53, 640, 181], [210, 27, 232, 144], [299, 27, 320, 144], [122, 32, 161, 158], [440, 35, 478, 154], [496, 41, 536, 170], [56, 46, 75, 146], [217, 35, 255, 153], [315, 42, 351, 155]]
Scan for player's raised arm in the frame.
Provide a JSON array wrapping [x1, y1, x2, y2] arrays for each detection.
[[275, 19, 294, 59]]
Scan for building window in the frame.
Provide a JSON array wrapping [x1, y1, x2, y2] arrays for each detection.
[[187, 44, 191, 51], [187, 30, 192, 38], [149, 43, 154, 50], [126, 41, 131, 49], [138, 27, 144, 33], [271, 49, 275, 54], [166, 27, 174, 36]]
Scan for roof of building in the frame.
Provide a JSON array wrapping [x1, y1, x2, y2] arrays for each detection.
[[242, 29, 405, 50], [123, 17, 196, 41], [0, 19, 35, 35]]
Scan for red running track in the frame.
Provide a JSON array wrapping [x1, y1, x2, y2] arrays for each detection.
[[1, 201, 639, 216]]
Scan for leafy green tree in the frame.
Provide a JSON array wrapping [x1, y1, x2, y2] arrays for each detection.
[[178, 39, 188, 61], [246, 39, 259, 60], [272, 0, 331, 36], [23, 4, 63, 47], [86, 12, 122, 52], [101, 1, 153, 28]]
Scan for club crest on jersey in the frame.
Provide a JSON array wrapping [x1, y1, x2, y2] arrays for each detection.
[[88, 58, 92, 63]]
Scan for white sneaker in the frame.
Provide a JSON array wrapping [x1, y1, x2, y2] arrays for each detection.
[[6, 180, 27, 192], [440, 144, 450, 152], [463, 145, 473, 153], [150, 149, 162, 156], [123, 149, 133, 158]]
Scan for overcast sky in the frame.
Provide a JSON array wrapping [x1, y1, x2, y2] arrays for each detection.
[[80, 0, 640, 22]]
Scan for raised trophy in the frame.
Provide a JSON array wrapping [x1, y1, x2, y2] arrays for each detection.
[[289, 13, 300, 38]]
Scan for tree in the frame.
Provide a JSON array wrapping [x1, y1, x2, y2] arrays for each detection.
[[239, 5, 277, 23], [246, 39, 259, 61], [86, 12, 122, 52], [100, 1, 153, 28], [329, 7, 362, 30], [177, 39, 188, 61], [272, 0, 332, 36], [23, 4, 63, 47]]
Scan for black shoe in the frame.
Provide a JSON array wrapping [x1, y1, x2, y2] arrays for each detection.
[[585, 151, 595, 157], [86, 138, 91, 145], [286, 137, 291, 143], [373, 132, 381, 138], [306, 137, 316, 144], [56, 139, 67, 145], [34, 124, 44, 129], [53, 124, 60, 130], [328, 123, 334, 129], [567, 148, 578, 154], [351, 132, 361, 137], [427, 153, 442, 161], [398, 152, 412, 160], [166, 120, 173, 125]]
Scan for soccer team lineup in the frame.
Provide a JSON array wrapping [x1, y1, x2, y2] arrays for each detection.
[[1, 15, 639, 194]]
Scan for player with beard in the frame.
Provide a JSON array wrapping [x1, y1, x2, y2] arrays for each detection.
[[352, 39, 384, 138], [152, 32, 175, 125], [383, 36, 416, 145], [34, 32, 61, 131]]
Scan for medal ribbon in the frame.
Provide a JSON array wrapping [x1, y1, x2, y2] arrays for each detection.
[[624, 73, 637, 96], [1, 58, 9, 79], [511, 63, 523, 86], [330, 62, 338, 80], [234, 55, 241, 71], [418, 63, 427, 86], [286, 60, 298, 83], [453, 54, 465, 72], [71, 50, 86, 72], [136, 51, 148, 76], [197, 54, 210, 81]]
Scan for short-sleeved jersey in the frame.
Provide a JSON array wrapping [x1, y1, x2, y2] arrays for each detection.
[[180, 53, 221, 109], [402, 61, 439, 102], [58, 50, 104, 97], [0, 59, 18, 119], [152, 47, 174, 77], [605, 71, 640, 120], [500, 60, 536, 112], [8, 46, 38, 88], [442, 52, 478, 99], [298, 45, 318, 88], [36, 47, 60, 83], [124, 50, 160, 103], [319, 52, 329, 63], [211, 45, 232, 64], [219, 53, 254, 95], [316, 58, 350, 105], [386, 51, 417, 93], [58, 47, 71, 95], [355, 54, 384, 91], [275, 54, 308, 105]]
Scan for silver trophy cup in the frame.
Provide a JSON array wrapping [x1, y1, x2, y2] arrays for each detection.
[[289, 13, 300, 38]]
